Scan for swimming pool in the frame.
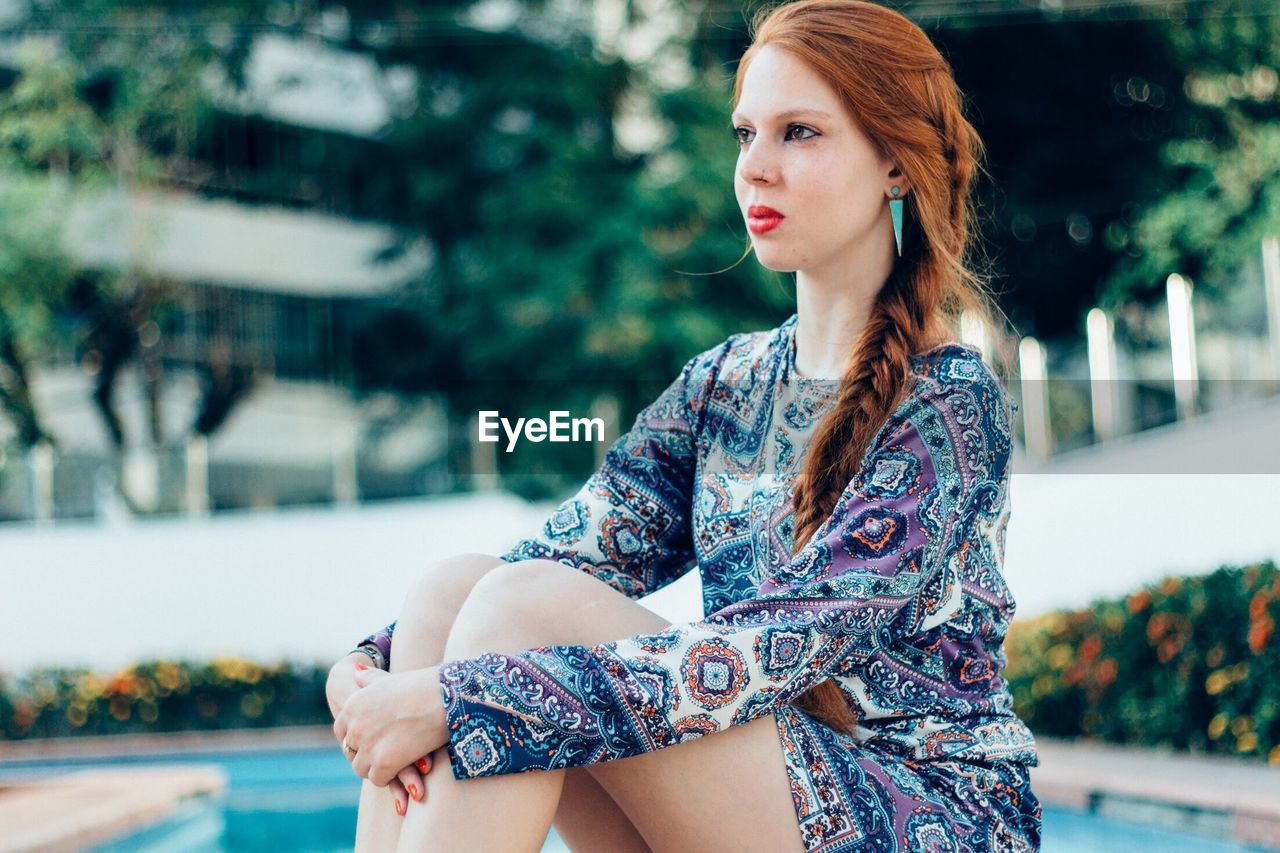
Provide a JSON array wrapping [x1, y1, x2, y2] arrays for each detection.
[[0, 746, 1269, 852]]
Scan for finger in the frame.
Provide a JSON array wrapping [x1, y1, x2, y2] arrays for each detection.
[[353, 746, 372, 781], [388, 778, 409, 818], [397, 763, 426, 805], [352, 666, 387, 687]]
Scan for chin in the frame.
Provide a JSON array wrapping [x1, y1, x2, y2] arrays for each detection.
[[752, 247, 802, 273]]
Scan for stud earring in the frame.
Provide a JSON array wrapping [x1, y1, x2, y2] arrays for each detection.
[[889, 185, 904, 257]]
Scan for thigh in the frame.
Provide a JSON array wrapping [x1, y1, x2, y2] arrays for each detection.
[[450, 561, 804, 853], [555, 767, 652, 853], [587, 713, 804, 853]]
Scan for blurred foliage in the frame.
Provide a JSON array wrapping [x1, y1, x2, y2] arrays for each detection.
[[3, 1, 1280, 493], [0, 656, 330, 739], [1006, 558, 1280, 763], [1102, 4, 1280, 311], [0, 173, 78, 446]]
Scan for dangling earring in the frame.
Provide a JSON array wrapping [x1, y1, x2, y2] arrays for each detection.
[[889, 185, 904, 257]]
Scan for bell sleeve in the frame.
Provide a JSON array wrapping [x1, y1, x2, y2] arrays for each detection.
[[348, 339, 730, 672], [436, 369, 1014, 780]]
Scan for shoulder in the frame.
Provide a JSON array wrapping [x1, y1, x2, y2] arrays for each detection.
[[909, 344, 1015, 426], [896, 345, 1015, 480], [679, 315, 792, 392]]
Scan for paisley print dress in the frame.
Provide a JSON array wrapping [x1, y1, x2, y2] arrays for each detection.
[[354, 313, 1043, 851]]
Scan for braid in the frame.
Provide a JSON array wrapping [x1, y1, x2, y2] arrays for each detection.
[[788, 274, 931, 731]]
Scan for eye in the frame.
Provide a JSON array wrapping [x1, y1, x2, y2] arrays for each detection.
[[733, 123, 819, 146]]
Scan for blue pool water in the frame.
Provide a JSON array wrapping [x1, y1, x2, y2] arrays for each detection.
[[0, 746, 1269, 852]]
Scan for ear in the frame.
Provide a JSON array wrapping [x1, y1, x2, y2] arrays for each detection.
[[888, 164, 910, 197]]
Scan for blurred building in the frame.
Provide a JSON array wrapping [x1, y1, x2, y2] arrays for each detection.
[[0, 32, 449, 521]]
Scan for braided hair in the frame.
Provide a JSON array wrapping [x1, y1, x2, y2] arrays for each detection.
[[733, 0, 1008, 733]]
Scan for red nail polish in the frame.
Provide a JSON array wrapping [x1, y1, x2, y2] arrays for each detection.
[[395, 798, 405, 816], [408, 784, 419, 801], [416, 757, 429, 773], [354, 663, 369, 671]]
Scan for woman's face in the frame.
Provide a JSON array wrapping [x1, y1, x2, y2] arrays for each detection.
[[732, 45, 903, 277]]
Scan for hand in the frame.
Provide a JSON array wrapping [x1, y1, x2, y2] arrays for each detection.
[[334, 665, 449, 790], [326, 653, 372, 719], [327, 656, 433, 816]]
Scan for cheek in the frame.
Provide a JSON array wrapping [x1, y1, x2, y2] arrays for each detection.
[[800, 164, 881, 232], [734, 168, 752, 207]]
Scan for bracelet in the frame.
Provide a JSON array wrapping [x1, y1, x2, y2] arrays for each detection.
[[351, 644, 387, 670]]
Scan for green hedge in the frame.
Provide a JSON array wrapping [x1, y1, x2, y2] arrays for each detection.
[[0, 657, 331, 740], [1005, 559, 1279, 763], [2, 560, 1277, 758]]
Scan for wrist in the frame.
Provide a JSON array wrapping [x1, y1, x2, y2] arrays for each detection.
[[348, 645, 386, 670], [421, 665, 449, 749]]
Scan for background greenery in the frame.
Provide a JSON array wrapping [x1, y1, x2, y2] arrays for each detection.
[[4, 0, 1280, 499], [1005, 558, 1280, 762]]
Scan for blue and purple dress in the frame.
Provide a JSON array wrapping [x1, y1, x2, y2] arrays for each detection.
[[355, 313, 1042, 851]]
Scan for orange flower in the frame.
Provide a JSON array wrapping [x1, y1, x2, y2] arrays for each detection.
[[1146, 613, 1169, 644], [1157, 637, 1183, 663], [1249, 590, 1270, 620], [1248, 617, 1273, 656], [1094, 658, 1117, 689], [1079, 634, 1102, 664], [1127, 590, 1152, 613]]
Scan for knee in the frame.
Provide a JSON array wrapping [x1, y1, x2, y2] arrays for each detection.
[[446, 559, 567, 658], [401, 552, 506, 624]]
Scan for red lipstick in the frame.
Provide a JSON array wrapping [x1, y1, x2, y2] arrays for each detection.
[[747, 205, 785, 235]]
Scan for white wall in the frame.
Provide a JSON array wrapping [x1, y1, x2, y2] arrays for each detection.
[[2, 473, 1278, 674]]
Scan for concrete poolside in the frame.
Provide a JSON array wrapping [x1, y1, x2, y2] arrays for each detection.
[[1032, 737, 1280, 851], [0, 728, 1277, 852], [0, 764, 226, 853], [0, 727, 325, 853]]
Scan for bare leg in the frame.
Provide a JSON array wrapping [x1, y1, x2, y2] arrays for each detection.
[[394, 560, 804, 853], [353, 552, 506, 851], [353, 553, 651, 853]]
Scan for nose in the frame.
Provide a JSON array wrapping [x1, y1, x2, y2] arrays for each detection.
[[738, 138, 778, 185]]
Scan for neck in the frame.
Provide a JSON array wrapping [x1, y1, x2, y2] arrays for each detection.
[[792, 235, 893, 378]]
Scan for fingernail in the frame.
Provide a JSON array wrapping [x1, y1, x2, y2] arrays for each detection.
[[355, 663, 369, 671], [408, 784, 419, 801], [416, 757, 429, 774], [394, 799, 405, 816]]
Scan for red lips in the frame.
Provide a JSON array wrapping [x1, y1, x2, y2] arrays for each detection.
[[747, 205, 785, 235]]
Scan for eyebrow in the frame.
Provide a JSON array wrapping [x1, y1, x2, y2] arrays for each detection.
[[730, 108, 833, 124]]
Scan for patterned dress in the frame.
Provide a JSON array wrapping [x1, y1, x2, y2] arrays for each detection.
[[354, 313, 1043, 852]]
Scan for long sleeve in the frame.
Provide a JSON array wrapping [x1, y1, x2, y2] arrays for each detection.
[[495, 339, 729, 598], [436, 370, 1015, 780], [351, 621, 395, 670], [348, 339, 728, 671]]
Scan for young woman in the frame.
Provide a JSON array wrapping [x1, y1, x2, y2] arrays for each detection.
[[328, 1, 1042, 850]]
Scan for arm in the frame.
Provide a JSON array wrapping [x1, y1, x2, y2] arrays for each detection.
[[494, 339, 729, 598], [436, 371, 1013, 780], [346, 339, 730, 671]]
